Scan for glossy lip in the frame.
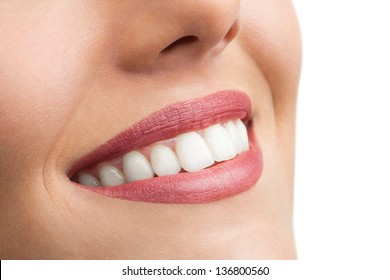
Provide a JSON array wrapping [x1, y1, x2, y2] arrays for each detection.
[[69, 90, 263, 203]]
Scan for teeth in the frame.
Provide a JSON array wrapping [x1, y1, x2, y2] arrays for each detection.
[[176, 131, 214, 172], [123, 151, 154, 182], [236, 119, 250, 151], [202, 124, 237, 162], [224, 120, 243, 153], [150, 145, 181, 176], [77, 119, 250, 187], [78, 172, 101, 187], [99, 165, 125, 186]]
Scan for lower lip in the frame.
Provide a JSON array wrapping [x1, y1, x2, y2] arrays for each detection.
[[77, 126, 263, 204]]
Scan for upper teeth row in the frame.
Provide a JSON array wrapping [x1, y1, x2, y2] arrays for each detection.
[[77, 119, 249, 187]]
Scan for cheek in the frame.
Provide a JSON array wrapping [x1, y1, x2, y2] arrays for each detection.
[[240, 0, 302, 118], [0, 3, 102, 172]]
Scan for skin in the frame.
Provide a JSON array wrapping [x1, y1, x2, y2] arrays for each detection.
[[0, 0, 301, 259]]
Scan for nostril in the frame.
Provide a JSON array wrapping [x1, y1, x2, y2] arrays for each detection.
[[223, 19, 240, 43], [161, 35, 198, 53]]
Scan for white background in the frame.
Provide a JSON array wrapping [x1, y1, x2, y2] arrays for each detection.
[[3, 2, 390, 280], [293, 0, 390, 272]]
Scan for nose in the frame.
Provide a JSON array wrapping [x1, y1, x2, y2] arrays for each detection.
[[112, 0, 241, 71]]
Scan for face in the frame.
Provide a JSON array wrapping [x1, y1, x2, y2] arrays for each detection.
[[0, 0, 301, 259]]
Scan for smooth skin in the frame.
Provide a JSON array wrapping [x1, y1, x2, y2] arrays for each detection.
[[0, 0, 301, 259]]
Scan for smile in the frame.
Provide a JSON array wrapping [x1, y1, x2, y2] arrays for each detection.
[[69, 91, 263, 203]]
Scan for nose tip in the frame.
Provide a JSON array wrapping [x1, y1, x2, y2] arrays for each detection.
[[115, 0, 241, 71], [188, 2, 241, 56], [159, 16, 240, 60], [165, 1, 241, 56]]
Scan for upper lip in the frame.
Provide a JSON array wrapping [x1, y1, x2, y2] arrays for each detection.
[[68, 90, 252, 177]]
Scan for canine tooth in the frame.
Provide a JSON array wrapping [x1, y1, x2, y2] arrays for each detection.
[[123, 151, 154, 182], [236, 119, 250, 151], [203, 124, 237, 162], [224, 120, 243, 153], [150, 145, 181, 176], [99, 165, 125, 186], [78, 172, 101, 187], [176, 131, 214, 172]]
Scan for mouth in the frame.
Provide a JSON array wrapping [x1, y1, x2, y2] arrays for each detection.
[[68, 90, 263, 203]]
